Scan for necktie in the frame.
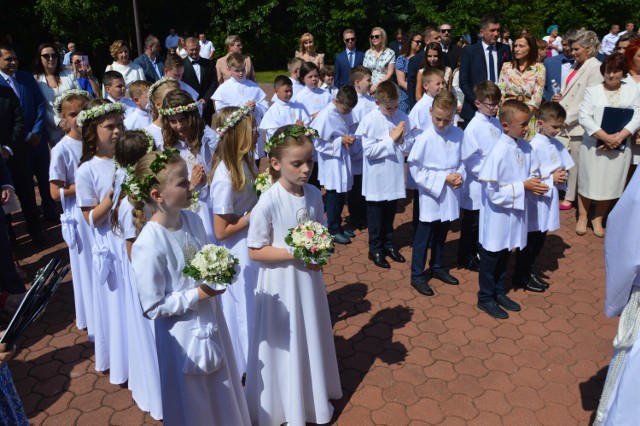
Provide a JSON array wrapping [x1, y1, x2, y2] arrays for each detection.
[[348, 51, 354, 68], [487, 45, 496, 82], [7, 76, 19, 100]]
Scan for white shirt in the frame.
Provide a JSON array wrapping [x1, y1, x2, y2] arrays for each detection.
[[199, 40, 215, 59], [259, 98, 310, 141], [481, 40, 499, 82], [189, 58, 201, 82], [601, 32, 620, 55], [124, 108, 152, 130], [408, 94, 434, 131]]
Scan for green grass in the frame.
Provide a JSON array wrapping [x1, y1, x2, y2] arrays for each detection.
[[255, 70, 288, 84]]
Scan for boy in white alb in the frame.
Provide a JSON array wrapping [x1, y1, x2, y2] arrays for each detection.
[[259, 75, 310, 141], [513, 102, 574, 291], [123, 80, 152, 129], [477, 100, 549, 319], [459, 81, 503, 271], [103, 70, 137, 116], [355, 80, 415, 269], [409, 91, 465, 296], [347, 66, 375, 230], [311, 85, 359, 245], [212, 53, 268, 155]]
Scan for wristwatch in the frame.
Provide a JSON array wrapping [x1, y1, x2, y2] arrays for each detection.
[[242, 211, 250, 224]]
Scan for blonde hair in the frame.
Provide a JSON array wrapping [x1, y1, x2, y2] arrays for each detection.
[[227, 52, 244, 68], [109, 40, 128, 60], [129, 152, 185, 235], [298, 32, 314, 54], [225, 35, 242, 50], [375, 80, 400, 103], [432, 90, 457, 112], [268, 125, 314, 182], [129, 80, 152, 99], [573, 29, 600, 58], [210, 107, 257, 190], [369, 27, 388, 51], [150, 79, 180, 120]]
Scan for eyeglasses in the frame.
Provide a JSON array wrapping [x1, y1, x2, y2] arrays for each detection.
[[41, 53, 58, 60], [479, 100, 501, 108], [370, 34, 382, 40], [440, 29, 452, 33], [344, 38, 355, 42]]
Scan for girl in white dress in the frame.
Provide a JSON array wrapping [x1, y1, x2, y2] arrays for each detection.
[[110, 130, 162, 420], [209, 106, 259, 377], [161, 89, 219, 242], [145, 78, 180, 149], [245, 125, 342, 426], [48, 90, 92, 333], [75, 99, 129, 384], [130, 151, 250, 426]]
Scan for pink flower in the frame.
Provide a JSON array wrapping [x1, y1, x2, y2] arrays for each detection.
[[310, 246, 319, 252], [298, 224, 304, 229], [320, 234, 327, 239], [306, 230, 315, 238]]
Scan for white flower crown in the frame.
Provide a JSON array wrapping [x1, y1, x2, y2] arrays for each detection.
[[215, 105, 253, 137], [147, 77, 177, 104], [53, 89, 92, 116], [76, 102, 126, 128], [158, 101, 199, 116]]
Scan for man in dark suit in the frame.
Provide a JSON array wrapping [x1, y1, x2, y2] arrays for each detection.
[[133, 35, 165, 83], [543, 32, 575, 101], [0, 153, 26, 297], [181, 37, 218, 125], [333, 29, 364, 88], [0, 44, 51, 244], [407, 26, 441, 109], [439, 23, 463, 69], [459, 14, 512, 122]]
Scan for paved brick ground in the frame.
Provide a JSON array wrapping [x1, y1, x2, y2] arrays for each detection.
[[5, 189, 616, 425]]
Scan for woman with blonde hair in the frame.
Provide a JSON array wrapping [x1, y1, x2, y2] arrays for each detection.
[[104, 40, 145, 90], [215, 35, 256, 84], [295, 32, 325, 70], [363, 27, 396, 93]]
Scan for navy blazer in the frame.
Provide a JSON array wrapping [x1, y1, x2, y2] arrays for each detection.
[[543, 54, 573, 101], [459, 42, 512, 121], [133, 54, 165, 83], [0, 154, 12, 188], [334, 49, 364, 88], [406, 50, 425, 109], [0, 86, 25, 153], [0, 70, 47, 142]]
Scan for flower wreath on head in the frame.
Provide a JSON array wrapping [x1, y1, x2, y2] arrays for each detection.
[[121, 148, 179, 201], [147, 77, 177, 104], [53, 89, 93, 116], [76, 102, 126, 128], [114, 129, 157, 170], [215, 105, 252, 137], [158, 101, 199, 117], [264, 125, 319, 154]]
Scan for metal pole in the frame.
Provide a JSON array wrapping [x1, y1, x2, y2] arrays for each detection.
[[132, 0, 143, 56]]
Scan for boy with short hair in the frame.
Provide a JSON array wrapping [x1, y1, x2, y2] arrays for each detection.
[[458, 81, 503, 271], [163, 54, 200, 105], [513, 102, 574, 291], [103, 70, 136, 115], [124, 80, 152, 130], [320, 65, 338, 97], [311, 85, 359, 244], [259, 75, 310, 141], [288, 57, 305, 96], [409, 68, 446, 131], [409, 91, 465, 296], [477, 100, 549, 319], [355, 81, 415, 269], [347, 65, 375, 230]]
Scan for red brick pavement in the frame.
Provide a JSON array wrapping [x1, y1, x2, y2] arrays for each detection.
[[5, 191, 616, 425]]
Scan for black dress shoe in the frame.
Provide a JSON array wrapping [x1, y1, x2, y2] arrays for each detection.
[[477, 300, 509, 319], [530, 273, 550, 289], [431, 270, 459, 285], [458, 257, 480, 272], [368, 252, 390, 269], [332, 232, 352, 245], [514, 277, 546, 293], [383, 248, 406, 263], [341, 228, 356, 238], [496, 294, 521, 312], [411, 278, 434, 296]]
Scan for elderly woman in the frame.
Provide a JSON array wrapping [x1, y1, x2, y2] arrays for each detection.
[[543, 25, 563, 58], [215, 35, 256, 85], [554, 30, 604, 211], [363, 27, 396, 93], [395, 30, 422, 113], [33, 42, 78, 144], [104, 40, 145, 90], [295, 32, 324, 70], [576, 53, 640, 237]]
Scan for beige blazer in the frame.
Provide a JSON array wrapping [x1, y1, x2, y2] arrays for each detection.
[[560, 57, 603, 137]]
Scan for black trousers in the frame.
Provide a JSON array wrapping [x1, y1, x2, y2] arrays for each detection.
[[347, 174, 367, 228], [325, 190, 345, 235], [0, 211, 25, 294], [367, 199, 397, 253], [6, 151, 44, 240], [478, 248, 510, 304], [513, 231, 548, 285], [458, 208, 480, 261]]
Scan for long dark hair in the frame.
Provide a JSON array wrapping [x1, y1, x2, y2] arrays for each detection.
[[400, 31, 419, 57], [34, 42, 62, 77], [420, 42, 445, 70], [511, 34, 539, 70]]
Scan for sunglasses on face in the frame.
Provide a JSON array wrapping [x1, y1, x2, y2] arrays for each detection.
[[344, 38, 355, 42], [440, 29, 452, 33], [370, 35, 381, 40], [41, 53, 58, 60]]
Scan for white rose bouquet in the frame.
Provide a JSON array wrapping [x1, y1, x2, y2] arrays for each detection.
[[254, 170, 273, 196], [284, 220, 334, 267], [183, 244, 239, 289]]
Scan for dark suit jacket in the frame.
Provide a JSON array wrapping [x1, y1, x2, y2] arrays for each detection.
[[133, 53, 165, 83], [0, 86, 25, 154], [443, 44, 463, 69], [182, 57, 218, 123], [0, 70, 47, 144], [333, 49, 365, 88], [543, 54, 573, 101], [0, 154, 12, 188], [406, 50, 425, 109], [459, 41, 512, 121]]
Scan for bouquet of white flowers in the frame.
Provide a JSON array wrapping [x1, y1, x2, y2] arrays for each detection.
[[254, 170, 273, 196], [284, 220, 334, 267], [183, 244, 239, 289]]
